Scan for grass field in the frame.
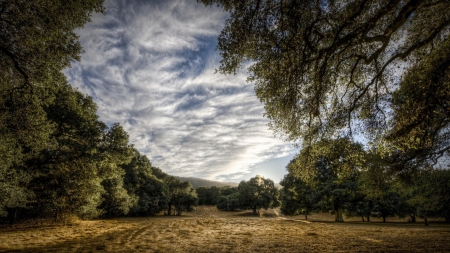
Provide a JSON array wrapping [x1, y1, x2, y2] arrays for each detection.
[[1, 206, 449, 252]]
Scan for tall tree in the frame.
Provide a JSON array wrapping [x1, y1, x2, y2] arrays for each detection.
[[1, 0, 104, 90], [433, 169, 450, 223], [216, 187, 240, 211], [403, 168, 444, 226], [123, 150, 168, 216], [29, 84, 106, 220], [98, 124, 135, 218], [280, 173, 315, 219], [0, 0, 104, 222], [199, 0, 450, 170], [287, 138, 364, 222], [357, 152, 401, 222], [158, 175, 198, 216], [196, 186, 221, 205], [238, 175, 280, 215]]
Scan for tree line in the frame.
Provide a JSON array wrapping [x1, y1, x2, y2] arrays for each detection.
[[280, 138, 450, 225], [2, 0, 449, 227], [1, 69, 199, 224], [198, 139, 449, 225], [197, 0, 450, 226], [0, 0, 198, 224], [197, 175, 280, 214], [1, 68, 199, 224]]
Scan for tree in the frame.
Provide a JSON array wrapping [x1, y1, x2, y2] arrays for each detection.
[[280, 173, 315, 219], [0, 64, 61, 222], [99, 174, 136, 218], [171, 188, 198, 216], [404, 168, 443, 226], [28, 84, 106, 221], [98, 124, 136, 218], [196, 186, 221, 205], [238, 175, 280, 215], [199, 0, 450, 170], [216, 187, 240, 211], [1, 0, 104, 90], [357, 152, 402, 222], [433, 169, 450, 223], [0, 0, 105, 222], [150, 168, 199, 216], [387, 38, 450, 172], [123, 150, 168, 216], [288, 138, 364, 222]]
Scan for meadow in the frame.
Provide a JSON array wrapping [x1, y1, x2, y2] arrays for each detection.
[[1, 206, 449, 253]]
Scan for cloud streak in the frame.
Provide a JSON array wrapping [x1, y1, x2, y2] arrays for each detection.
[[65, 0, 296, 182]]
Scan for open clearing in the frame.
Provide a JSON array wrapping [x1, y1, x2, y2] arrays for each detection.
[[1, 206, 449, 252]]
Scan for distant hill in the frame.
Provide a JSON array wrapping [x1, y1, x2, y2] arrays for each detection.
[[175, 176, 239, 188]]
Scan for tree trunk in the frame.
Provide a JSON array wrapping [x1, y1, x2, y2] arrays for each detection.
[[410, 214, 416, 223], [8, 208, 17, 226], [305, 214, 308, 220], [252, 207, 257, 215], [334, 207, 344, 222], [424, 217, 429, 226], [167, 205, 172, 216], [367, 216, 370, 222], [361, 216, 365, 222], [383, 216, 386, 223]]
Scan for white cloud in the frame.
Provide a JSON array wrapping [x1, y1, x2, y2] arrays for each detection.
[[64, 0, 296, 182]]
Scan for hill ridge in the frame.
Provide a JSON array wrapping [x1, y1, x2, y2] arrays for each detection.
[[175, 176, 239, 188]]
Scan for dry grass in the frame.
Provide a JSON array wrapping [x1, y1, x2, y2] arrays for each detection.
[[0, 206, 449, 252]]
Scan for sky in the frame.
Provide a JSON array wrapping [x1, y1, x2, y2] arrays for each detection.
[[64, 0, 298, 183]]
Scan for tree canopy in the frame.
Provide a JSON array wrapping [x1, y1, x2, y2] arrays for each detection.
[[286, 138, 364, 221], [199, 0, 450, 170], [1, 0, 104, 90], [0, 0, 201, 224], [238, 175, 280, 215], [281, 138, 450, 224]]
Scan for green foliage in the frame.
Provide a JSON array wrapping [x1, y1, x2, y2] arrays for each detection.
[[100, 174, 137, 218], [387, 38, 450, 171], [196, 186, 221, 205], [357, 153, 404, 222], [0, 74, 58, 219], [216, 187, 240, 211], [168, 180, 198, 216], [199, 0, 450, 170], [285, 138, 364, 222], [171, 189, 198, 216], [279, 174, 315, 219], [0, 0, 206, 223], [28, 84, 105, 220], [220, 186, 238, 196], [1, 0, 104, 89], [0, 0, 104, 221], [123, 151, 168, 216], [153, 174, 199, 216], [400, 168, 450, 225], [238, 176, 280, 215], [433, 169, 450, 223]]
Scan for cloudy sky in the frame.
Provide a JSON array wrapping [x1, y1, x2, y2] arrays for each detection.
[[64, 0, 298, 183]]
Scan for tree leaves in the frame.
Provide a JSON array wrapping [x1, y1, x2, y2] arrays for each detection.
[[199, 0, 450, 169]]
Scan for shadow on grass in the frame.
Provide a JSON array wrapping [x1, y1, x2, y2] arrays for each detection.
[[2, 211, 450, 253]]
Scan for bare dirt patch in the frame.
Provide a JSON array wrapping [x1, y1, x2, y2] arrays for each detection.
[[1, 206, 449, 252]]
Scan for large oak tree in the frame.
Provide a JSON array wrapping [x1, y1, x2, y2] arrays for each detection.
[[199, 0, 450, 170]]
